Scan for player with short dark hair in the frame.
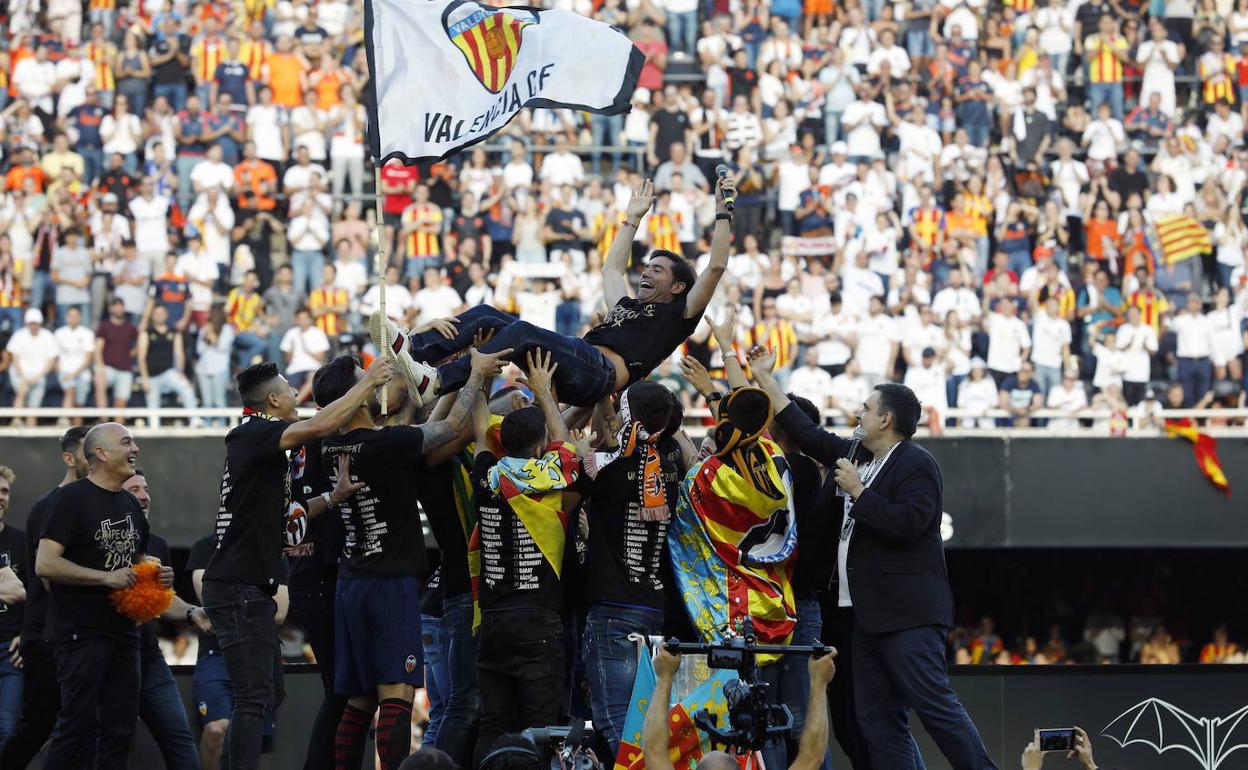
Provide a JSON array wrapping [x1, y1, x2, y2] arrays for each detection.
[[200, 358, 396, 770], [371, 176, 736, 408]]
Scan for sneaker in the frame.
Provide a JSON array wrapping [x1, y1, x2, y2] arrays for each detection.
[[368, 310, 440, 407]]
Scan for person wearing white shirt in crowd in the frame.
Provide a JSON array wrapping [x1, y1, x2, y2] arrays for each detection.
[[776, 144, 811, 234], [894, 110, 942, 189], [247, 86, 290, 165], [904, 346, 950, 420], [175, 229, 220, 324], [902, 304, 947, 365], [1081, 103, 1126, 165], [12, 45, 58, 113], [957, 358, 998, 428], [280, 307, 331, 401], [776, 278, 814, 340], [54, 306, 95, 411], [985, 297, 1032, 384], [282, 146, 329, 197], [288, 198, 332, 296], [1046, 368, 1089, 429], [1206, 101, 1245, 148], [359, 265, 414, 322], [1136, 18, 1183, 115], [842, 82, 888, 161], [1091, 329, 1126, 392], [788, 348, 837, 409], [758, 19, 804, 73], [819, 142, 857, 190], [940, 129, 989, 187], [412, 268, 464, 327], [1115, 306, 1158, 405], [828, 357, 871, 424], [812, 292, 857, 375], [854, 295, 900, 386], [1018, 54, 1066, 120], [1029, 296, 1073, 398], [129, 177, 172, 272], [837, 8, 875, 68], [332, 240, 370, 304], [931, 269, 982, 323], [111, 241, 151, 321], [190, 145, 236, 195], [463, 262, 496, 308], [841, 250, 886, 318], [539, 136, 586, 188], [515, 280, 562, 331], [186, 187, 236, 268], [1208, 286, 1245, 383], [6, 308, 58, 425], [1172, 292, 1216, 405], [866, 29, 911, 77]]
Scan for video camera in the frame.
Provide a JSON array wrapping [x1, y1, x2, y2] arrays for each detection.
[[664, 618, 832, 754], [521, 721, 603, 770]]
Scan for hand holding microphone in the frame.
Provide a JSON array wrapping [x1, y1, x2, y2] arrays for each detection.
[[834, 425, 868, 498], [714, 164, 736, 213]]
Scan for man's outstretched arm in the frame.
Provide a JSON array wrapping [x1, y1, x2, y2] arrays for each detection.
[[789, 651, 837, 770], [641, 648, 680, 770], [604, 178, 655, 308], [683, 174, 737, 319]]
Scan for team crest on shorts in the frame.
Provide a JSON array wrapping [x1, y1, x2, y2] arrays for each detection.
[[405, 654, 418, 674], [443, 0, 538, 94], [198, 701, 208, 716]]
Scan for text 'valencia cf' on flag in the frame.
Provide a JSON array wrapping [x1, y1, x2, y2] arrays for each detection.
[[365, 0, 644, 163]]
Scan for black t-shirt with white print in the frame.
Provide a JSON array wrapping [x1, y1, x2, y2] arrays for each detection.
[[581, 437, 685, 611], [204, 416, 293, 594], [0, 524, 27, 642], [322, 425, 428, 579], [472, 451, 564, 613], [41, 478, 150, 645], [285, 439, 344, 582], [582, 296, 701, 386]]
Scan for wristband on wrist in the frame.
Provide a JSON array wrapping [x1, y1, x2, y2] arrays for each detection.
[[321, 491, 334, 508], [187, 607, 196, 625], [621, 218, 640, 228], [715, 212, 733, 223]]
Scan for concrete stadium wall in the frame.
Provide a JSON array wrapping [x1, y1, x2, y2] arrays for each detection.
[[1, 435, 1244, 548], [120, 664, 1248, 770]]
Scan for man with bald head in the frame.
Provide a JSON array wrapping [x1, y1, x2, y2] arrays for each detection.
[[642, 646, 837, 770], [35, 423, 173, 769]]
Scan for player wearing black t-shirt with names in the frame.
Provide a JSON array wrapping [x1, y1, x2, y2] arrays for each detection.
[[577, 381, 682, 758], [372, 175, 736, 409], [312, 347, 508, 770], [470, 350, 594, 766], [201, 358, 395, 770], [1, 426, 89, 770], [35, 423, 170, 770], [0, 466, 26, 757]]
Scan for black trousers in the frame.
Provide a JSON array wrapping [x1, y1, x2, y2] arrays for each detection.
[[289, 568, 346, 770], [1, 638, 60, 768], [44, 635, 142, 770], [822, 601, 876, 770], [473, 608, 566, 767]]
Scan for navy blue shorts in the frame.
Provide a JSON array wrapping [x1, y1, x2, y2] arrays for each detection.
[[193, 651, 277, 737], [334, 575, 424, 696]]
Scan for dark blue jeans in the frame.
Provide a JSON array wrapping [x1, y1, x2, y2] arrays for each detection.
[[203, 580, 280, 770], [1178, 356, 1213, 407], [422, 613, 449, 746], [0, 642, 21, 753], [45, 635, 142, 770], [775, 600, 832, 770], [140, 646, 201, 768], [434, 593, 480, 767], [853, 622, 996, 770], [582, 604, 664, 758], [153, 82, 188, 111], [411, 305, 618, 407]]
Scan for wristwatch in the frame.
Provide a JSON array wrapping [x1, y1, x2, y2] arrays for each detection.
[[321, 491, 334, 509]]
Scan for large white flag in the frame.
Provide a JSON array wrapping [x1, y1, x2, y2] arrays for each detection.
[[365, 0, 643, 162]]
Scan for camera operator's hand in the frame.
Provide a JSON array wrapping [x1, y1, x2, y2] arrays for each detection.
[[808, 649, 837, 688], [654, 647, 681, 680], [1068, 727, 1096, 769], [1021, 741, 1043, 770]]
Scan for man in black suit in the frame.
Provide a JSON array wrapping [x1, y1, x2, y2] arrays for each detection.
[[749, 347, 996, 770]]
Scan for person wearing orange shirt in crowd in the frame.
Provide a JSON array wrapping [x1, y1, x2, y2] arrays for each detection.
[[1199, 624, 1241, 663], [1084, 199, 1120, 273], [381, 160, 419, 262], [234, 141, 278, 218], [190, 14, 228, 107], [263, 35, 308, 110], [225, 269, 268, 368], [908, 186, 946, 255], [309, 53, 353, 112], [401, 184, 444, 277], [1126, 268, 1170, 337], [1199, 36, 1236, 106], [309, 263, 350, 339], [646, 191, 682, 255], [4, 146, 47, 193]]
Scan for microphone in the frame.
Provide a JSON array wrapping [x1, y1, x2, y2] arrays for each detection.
[[714, 164, 735, 211], [839, 426, 868, 495]]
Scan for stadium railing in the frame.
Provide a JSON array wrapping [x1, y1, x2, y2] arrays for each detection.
[[0, 407, 1243, 435]]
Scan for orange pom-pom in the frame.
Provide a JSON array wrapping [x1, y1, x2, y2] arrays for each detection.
[[110, 560, 175, 624]]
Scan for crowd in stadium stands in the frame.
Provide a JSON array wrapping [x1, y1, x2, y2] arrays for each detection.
[[947, 616, 1244, 664], [1, 0, 1248, 428]]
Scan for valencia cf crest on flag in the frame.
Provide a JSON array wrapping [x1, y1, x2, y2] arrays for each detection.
[[443, 1, 537, 95]]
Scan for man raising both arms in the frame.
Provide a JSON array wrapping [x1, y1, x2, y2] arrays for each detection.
[[371, 175, 737, 407], [201, 358, 395, 770]]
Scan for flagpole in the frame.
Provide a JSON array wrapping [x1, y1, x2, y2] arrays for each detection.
[[373, 160, 389, 416]]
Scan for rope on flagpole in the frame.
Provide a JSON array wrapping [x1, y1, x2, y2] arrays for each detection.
[[373, 160, 389, 416]]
